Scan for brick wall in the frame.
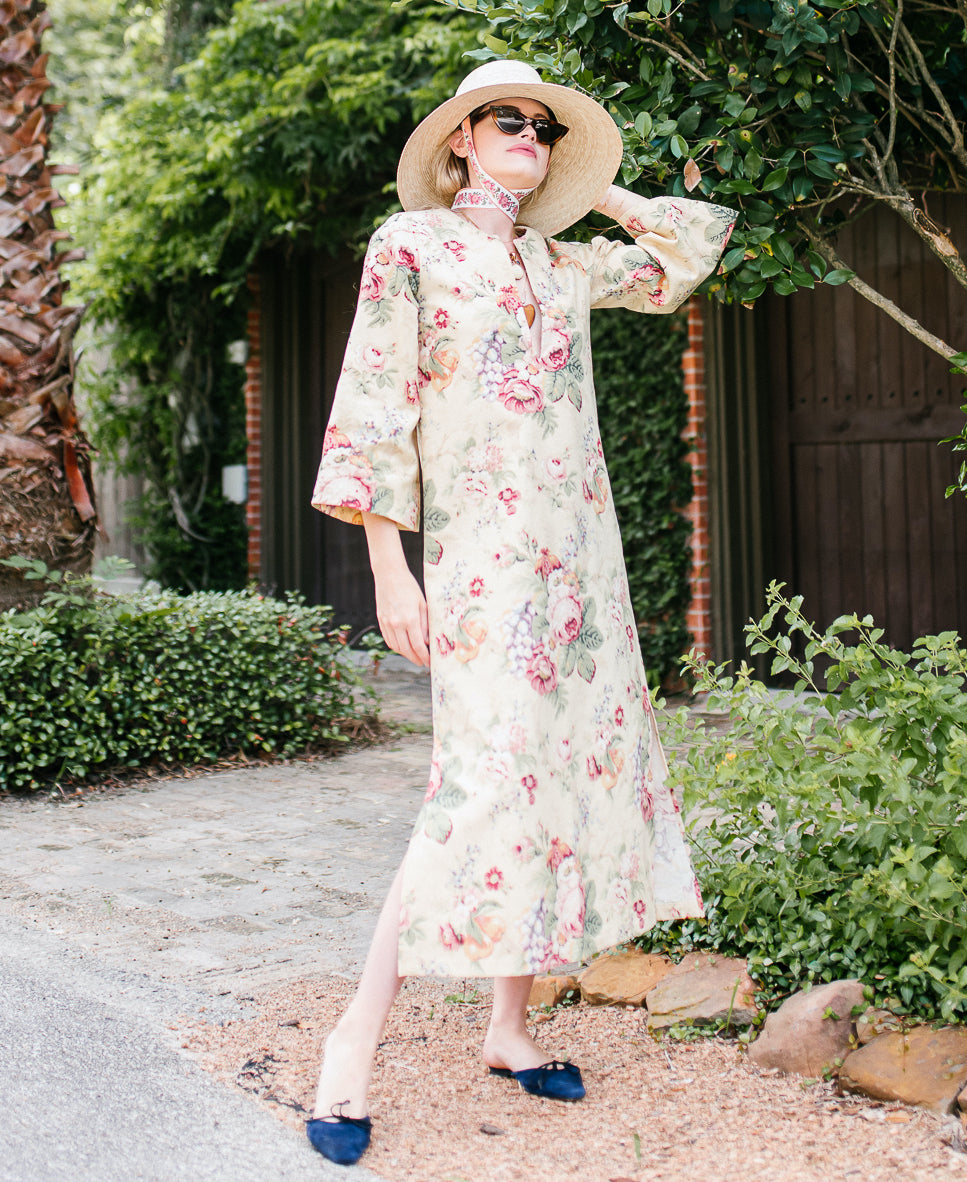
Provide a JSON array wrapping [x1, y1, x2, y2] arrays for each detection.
[[682, 297, 713, 657], [244, 272, 262, 582]]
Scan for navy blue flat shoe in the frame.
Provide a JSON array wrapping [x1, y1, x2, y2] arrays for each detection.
[[306, 1107, 372, 1166], [488, 1060, 585, 1101]]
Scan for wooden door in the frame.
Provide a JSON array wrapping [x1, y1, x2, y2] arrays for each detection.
[[767, 197, 967, 653], [257, 246, 423, 635]]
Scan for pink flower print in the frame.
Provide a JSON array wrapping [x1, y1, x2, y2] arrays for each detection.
[[394, 245, 418, 271], [596, 437, 604, 458], [548, 593, 583, 646], [496, 285, 523, 314], [484, 867, 503, 891], [497, 370, 544, 415], [633, 898, 647, 927], [526, 647, 558, 695], [436, 634, 455, 656], [404, 379, 420, 406], [443, 239, 467, 260], [553, 856, 585, 944], [434, 308, 450, 328], [439, 923, 463, 950], [424, 757, 443, 802], [534, 548, 563, 579], [545, 457, 567, 481], [359, 265, 385, 302], [362, 345, 385, 371], [639, 783, 655, 823], [484, 443, 502, 471], [521, 774, 537, 805], [498, 487, 520, 514], [315, 431, 374, 512], [469, 577, 484, 598], [514, 838, 535, 861], [648, 287, 668, 307], [542, 324, 572, 371], [586, 754, 602, 780], [615, 706, 625, 727], [557, 738, 571, 762]]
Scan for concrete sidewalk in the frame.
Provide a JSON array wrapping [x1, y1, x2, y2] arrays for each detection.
[[0, 664, 433, 1182]]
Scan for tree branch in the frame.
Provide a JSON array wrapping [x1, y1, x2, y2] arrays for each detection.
[[803, 226, 962, 363], [897, 21, 967, 172]]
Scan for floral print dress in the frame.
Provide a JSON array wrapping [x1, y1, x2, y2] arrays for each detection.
[[312, 193, 736, 977]]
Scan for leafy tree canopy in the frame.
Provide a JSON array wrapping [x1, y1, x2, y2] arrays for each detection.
[[450, 0, 966, 367], [69, 0, 482, 316]]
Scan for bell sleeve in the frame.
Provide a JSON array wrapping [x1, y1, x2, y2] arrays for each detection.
[[311, 217, 423, 531], [571, 190, 737, 314]]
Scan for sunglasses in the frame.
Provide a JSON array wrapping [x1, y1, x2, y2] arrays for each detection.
[[471, 105, 569, 147]]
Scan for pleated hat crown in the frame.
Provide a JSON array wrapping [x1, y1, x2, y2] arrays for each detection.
[[396, 60, 624, 237]]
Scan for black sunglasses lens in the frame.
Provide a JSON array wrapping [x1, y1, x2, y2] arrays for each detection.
[[493, 110, 568, 145]]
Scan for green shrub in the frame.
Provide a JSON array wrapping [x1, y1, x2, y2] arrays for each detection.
[[645, 582, 967, 1021], [593, 305, 692, 686], [0, 560, 369, 792]]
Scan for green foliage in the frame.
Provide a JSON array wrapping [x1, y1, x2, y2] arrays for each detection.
[[67, 0, 483, 590], [450, 0, 966, 313], [644, 582, 967, 1021], [0, 557, 369, 793], [593, 307, 691, 685]]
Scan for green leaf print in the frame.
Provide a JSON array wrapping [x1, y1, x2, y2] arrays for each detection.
[[424, 505, 451, 532], [566, 384, 583, 411], [560, 643, 579, 679], [576, 651, 596, 683], [423, 808, 453, 845], [579, 623, 604, 650], [425, 536, 443, 566], [371, 487, 394, 516], [436, 783, 468, 809]]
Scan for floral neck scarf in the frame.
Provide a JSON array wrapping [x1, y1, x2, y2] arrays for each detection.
[[450, 116, 534, 225]]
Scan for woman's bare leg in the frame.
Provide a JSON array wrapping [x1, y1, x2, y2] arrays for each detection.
[[481, 974, 553, 1071], [312, 861, 406, 1119]]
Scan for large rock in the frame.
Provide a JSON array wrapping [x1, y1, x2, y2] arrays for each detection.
[[855, 1006, 903, 1045], [528, 973, 580, 1009], [748, 979, 866, 1077], [839, 1025, 967, 1114], [578, 949, 673, 1006], [645, 952, 759, 1031]]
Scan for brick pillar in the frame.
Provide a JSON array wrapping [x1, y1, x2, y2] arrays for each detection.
[[682, 297, 713, 658], [244, 272, 262, 583]]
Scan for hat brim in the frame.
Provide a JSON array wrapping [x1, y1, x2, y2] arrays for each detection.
[[397, 81, 623, 238]]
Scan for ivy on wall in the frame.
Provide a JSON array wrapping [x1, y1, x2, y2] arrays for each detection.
[[593, 307, 692, 684]]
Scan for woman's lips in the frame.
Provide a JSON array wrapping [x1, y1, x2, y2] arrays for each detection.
[[509, 144, 537, 157]]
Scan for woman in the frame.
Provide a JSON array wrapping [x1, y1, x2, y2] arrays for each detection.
[[308, 59, 735, 1166]]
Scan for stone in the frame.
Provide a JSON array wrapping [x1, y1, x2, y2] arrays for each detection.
[[645, 952, 759, 1031], [527, 973, 580, 1009], [856, 1006, 903, 1045], [747, 979, 866, 1077], [578, 949, 673, 1006], [839, 1025, 967, 1114]]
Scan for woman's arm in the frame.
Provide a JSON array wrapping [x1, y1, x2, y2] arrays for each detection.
[[362, 510, 430, 668]]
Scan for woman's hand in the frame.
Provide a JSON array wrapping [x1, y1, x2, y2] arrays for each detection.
[[362, 512, 431, 668]]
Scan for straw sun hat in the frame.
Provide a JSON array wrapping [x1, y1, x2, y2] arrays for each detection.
[[396, 60, 624, 237]]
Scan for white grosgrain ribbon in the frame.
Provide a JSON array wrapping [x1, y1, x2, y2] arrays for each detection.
[[451, 117, 534, 224]]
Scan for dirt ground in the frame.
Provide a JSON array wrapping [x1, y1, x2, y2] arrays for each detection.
[[182, 976, 967, 1182]]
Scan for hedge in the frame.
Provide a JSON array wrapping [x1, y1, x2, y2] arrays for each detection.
[[0, 578, 368, 792]]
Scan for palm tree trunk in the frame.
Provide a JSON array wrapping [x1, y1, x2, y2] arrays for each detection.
[[0, 0, 96, 612]]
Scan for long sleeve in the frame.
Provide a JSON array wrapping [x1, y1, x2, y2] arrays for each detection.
[[311, 217, 423, 530], [556, 190, 736, 314]]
